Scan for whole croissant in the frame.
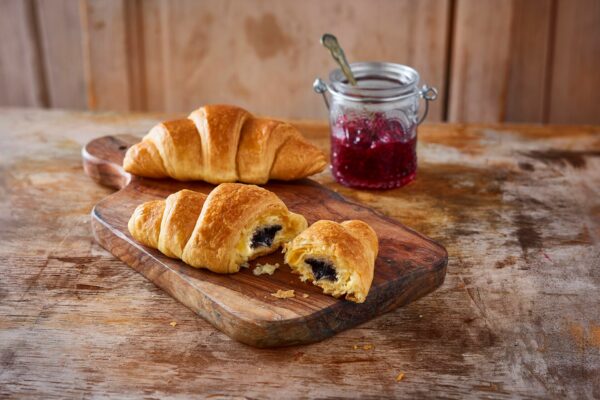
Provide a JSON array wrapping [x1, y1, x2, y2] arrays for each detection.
[[123, 104, 327, 184], [128, 184, 307, 273]]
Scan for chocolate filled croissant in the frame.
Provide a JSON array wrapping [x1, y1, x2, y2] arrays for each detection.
[[284, 220, 378, 303], [128, 184, 307, 273], [123, 104, 327, 184]]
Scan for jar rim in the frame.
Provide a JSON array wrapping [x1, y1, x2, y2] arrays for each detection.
[[328, 62, 420, 103]]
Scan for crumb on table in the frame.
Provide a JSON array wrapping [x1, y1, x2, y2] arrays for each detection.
[[302, 293, 309, 298], [363, 344, 373, 350], [271, 289, 295, 299], [253, 262, 280, 276], [396, 372, 405, 382], [169, 321, 177, 327]]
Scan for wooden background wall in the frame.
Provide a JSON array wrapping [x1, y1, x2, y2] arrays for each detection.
[[0, 0, 599, 123]]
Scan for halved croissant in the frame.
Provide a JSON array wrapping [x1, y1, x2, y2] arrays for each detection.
[[128, 184, 307, 273], [284, 220, 378, 303], [123, 104, 327, 184]]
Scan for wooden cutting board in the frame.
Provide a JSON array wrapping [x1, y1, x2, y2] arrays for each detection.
[[83, 134, 448, 347]]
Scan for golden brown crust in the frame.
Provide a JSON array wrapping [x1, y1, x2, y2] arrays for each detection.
[[340, 220, 379, 259], [127, 200, 165, 248], [123, 104, 326, 183], [236, 118, 294, 184], [270, 133, 328, 181], [123, 141, 168, 178], [284, 220, 378, 303], [158, 189, 207, 258], [128, 184, 307, 274], [146, 119, 204, 180], [181, 183, 302, 273], [189, 105, 250, 183]]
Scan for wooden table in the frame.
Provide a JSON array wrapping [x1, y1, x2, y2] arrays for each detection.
[[1, 108, 599, 399]]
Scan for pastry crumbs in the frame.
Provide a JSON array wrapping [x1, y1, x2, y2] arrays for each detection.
[[253, 262, 280, 276], [271, 289, 295, 299], [170, 321, 177, 327], [363, 344, 373, 350], [396, 373, 405, 382], [302, 293, 309, 298]]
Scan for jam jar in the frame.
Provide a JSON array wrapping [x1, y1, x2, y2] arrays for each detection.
[[314, 62, 437, 190]]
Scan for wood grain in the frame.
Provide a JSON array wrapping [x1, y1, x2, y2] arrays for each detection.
[[548, 0, 600, 123], [0, 0, 47, 107], [35, 0, 87, 109], [80, 0, 131, 110], [1, 108, 600, 397], [448, 0, 514, 122], [505, 0, 554, 122], [83, 134, 447, 347]]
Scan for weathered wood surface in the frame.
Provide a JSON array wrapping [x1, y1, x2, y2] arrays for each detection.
[[83, 134, 447, 347], [0, 108, 599, 398]]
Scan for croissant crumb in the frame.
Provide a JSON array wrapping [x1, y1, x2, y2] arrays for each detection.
[[271, 289, 295, 299], [253, 263, 280, 276]]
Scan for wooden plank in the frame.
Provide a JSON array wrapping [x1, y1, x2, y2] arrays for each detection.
[[80, 0, 131, 110], [35, 0, 87, 109], [152, 0, 450, 120], [137, 0, 166, 112], [547, 0, 600, 123], [403, 0, 451, 122], [448, 0, 514, 122], [123, 0, 146, 111], [505, 0, 554, 122], [2, 109, 600, 397], [0, 0, 47, 107]]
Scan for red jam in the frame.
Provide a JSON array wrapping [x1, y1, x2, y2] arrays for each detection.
[[331, 113, 417, 189]]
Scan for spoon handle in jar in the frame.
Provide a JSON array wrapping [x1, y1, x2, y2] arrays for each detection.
[[320, 34, 357, 86]]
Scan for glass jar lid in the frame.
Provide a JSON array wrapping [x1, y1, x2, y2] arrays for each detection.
[[328, 62, 420, 103]]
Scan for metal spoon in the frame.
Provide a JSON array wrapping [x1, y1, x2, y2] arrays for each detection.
[[321, 33, 357, 86]]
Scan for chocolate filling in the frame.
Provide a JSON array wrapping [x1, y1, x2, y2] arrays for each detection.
[[250, 225, 282, 249], [305, 258, 337, 281]]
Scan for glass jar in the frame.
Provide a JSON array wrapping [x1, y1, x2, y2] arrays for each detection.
[[314, 62, 437, 190]]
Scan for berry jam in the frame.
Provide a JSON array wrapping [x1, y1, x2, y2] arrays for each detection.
[[331, 113, 417, 189]]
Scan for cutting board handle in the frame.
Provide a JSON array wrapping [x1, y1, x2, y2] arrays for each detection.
[[82, 135, 138, 190]]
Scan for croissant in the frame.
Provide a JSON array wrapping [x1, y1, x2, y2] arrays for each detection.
[[284, 220, 378, 303], [128, 184, 307, 273], [123, 104, 327, 184]]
